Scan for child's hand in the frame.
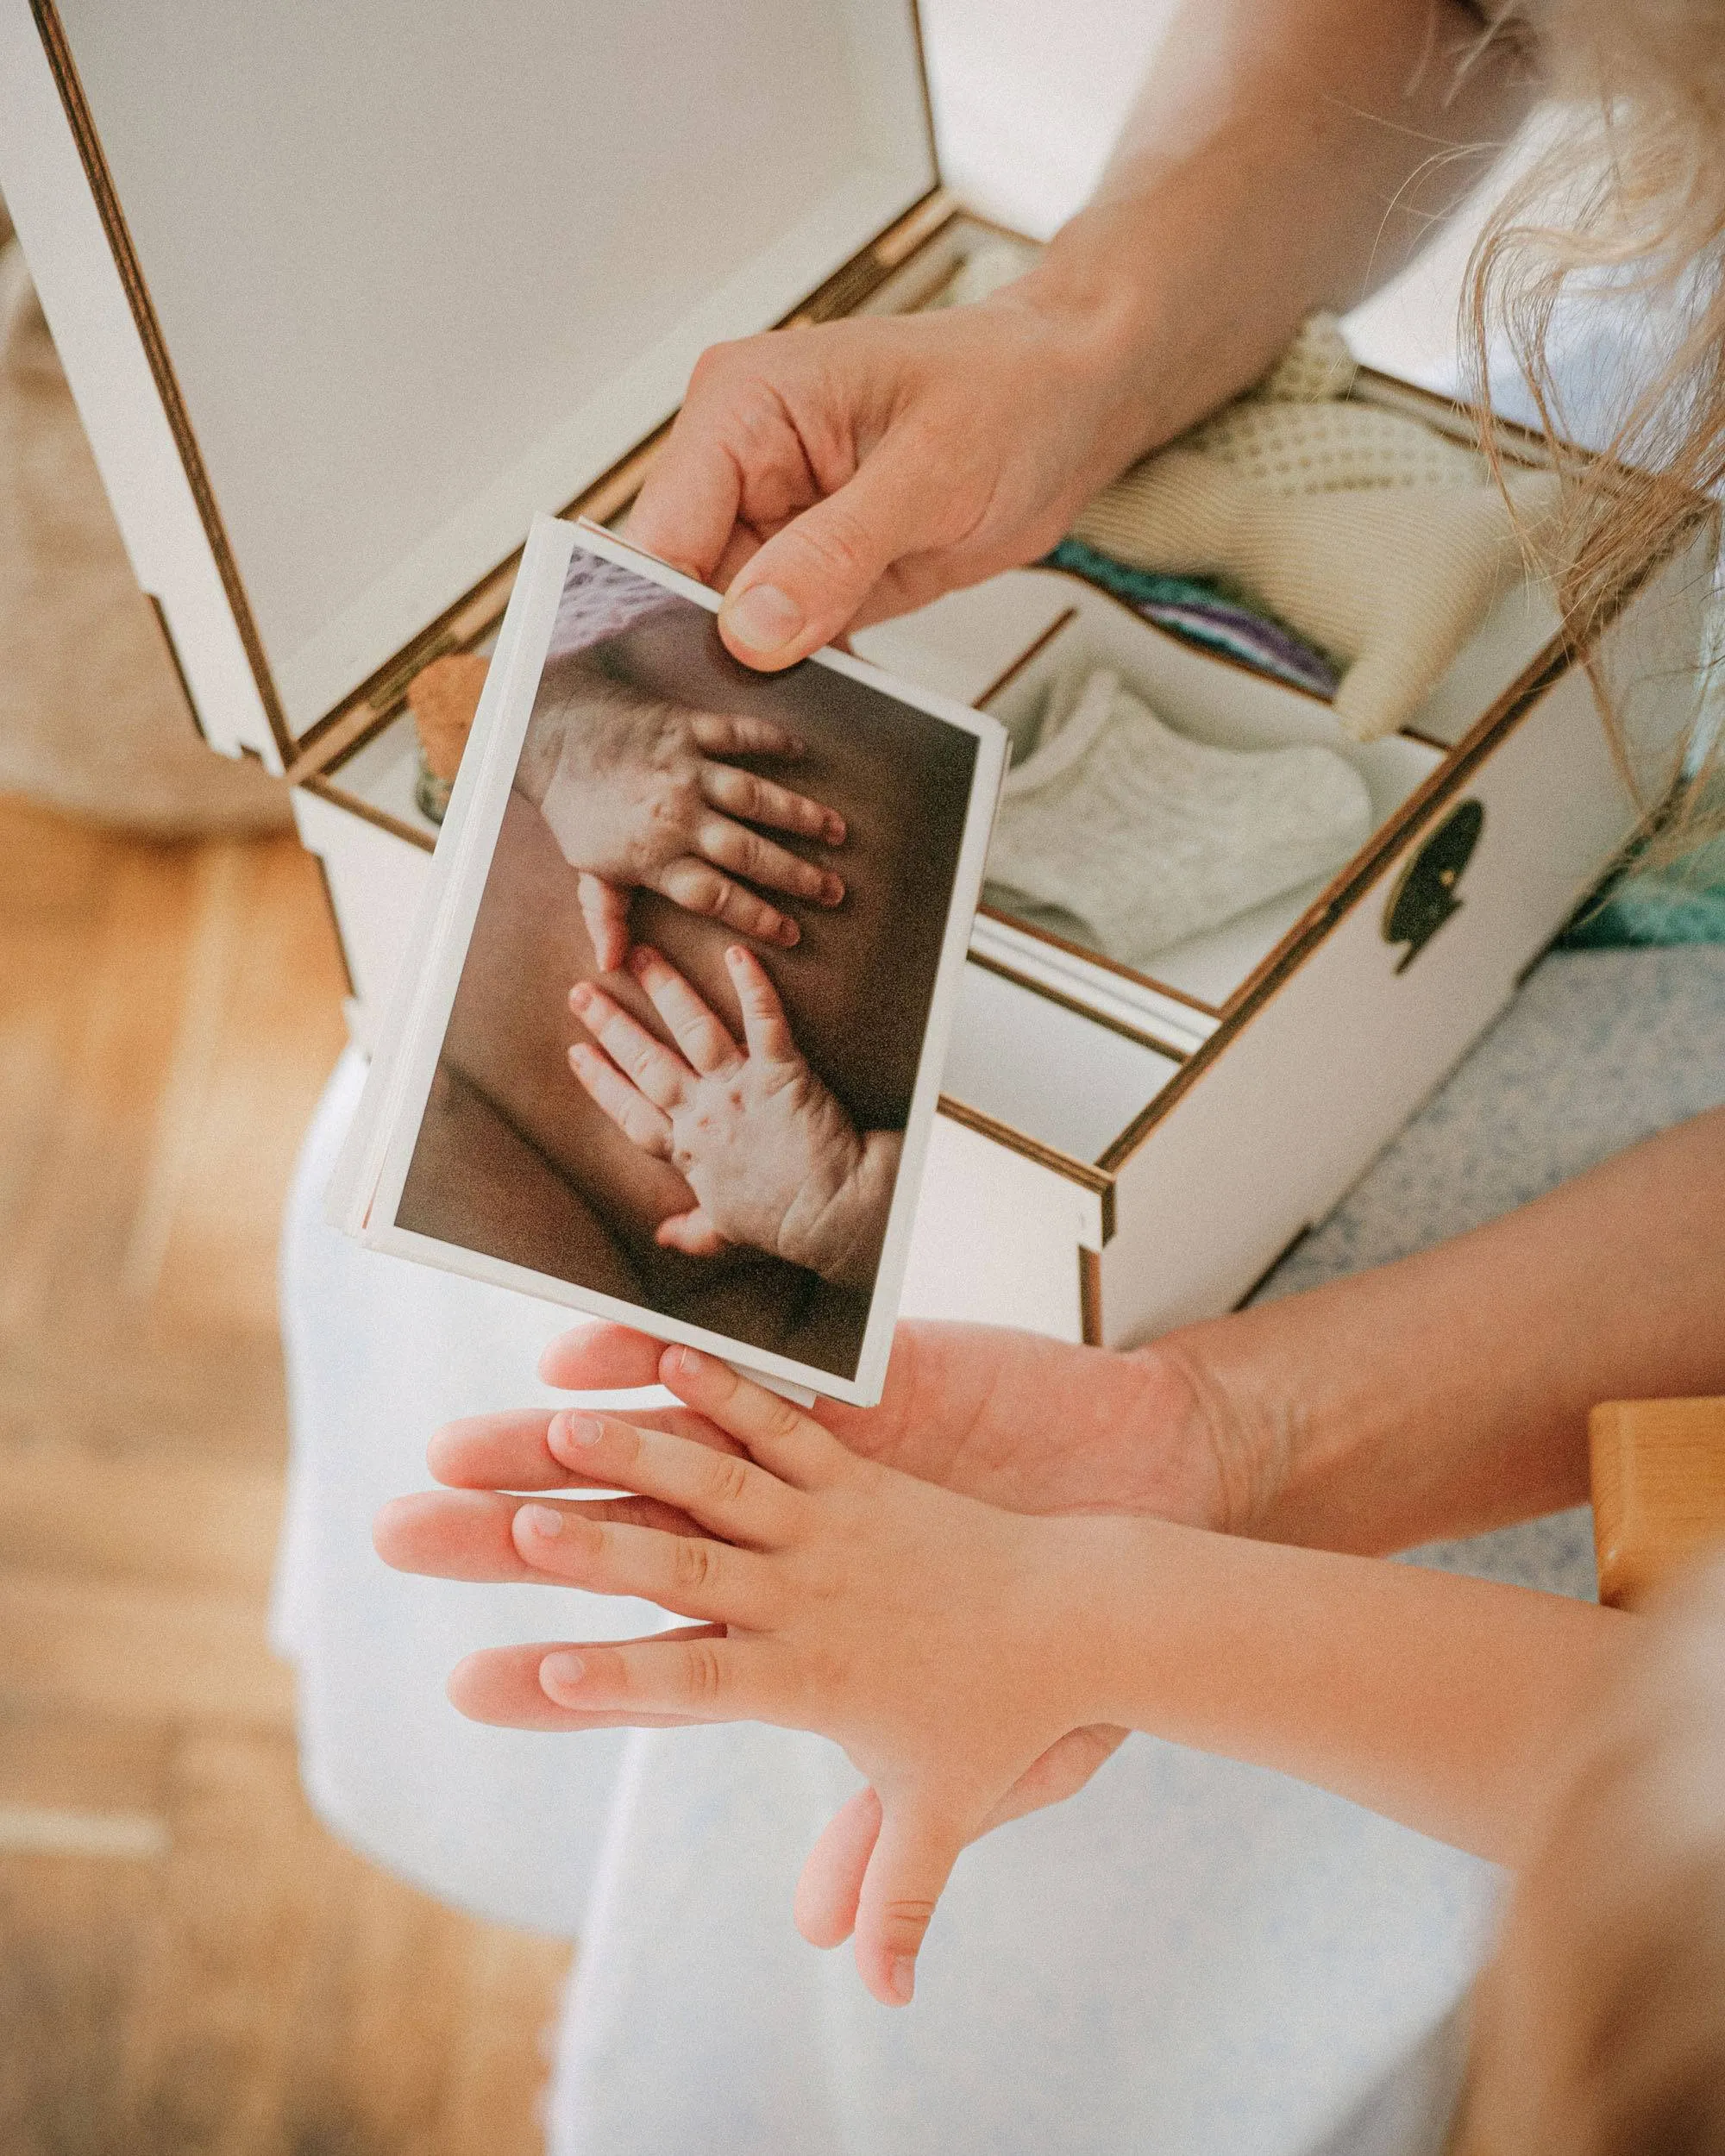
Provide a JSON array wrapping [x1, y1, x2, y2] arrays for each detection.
[[441, 1344, 1107, 2007], [376, 1317, 1224, 1966], [569, 945, 901, 1288], [514, 667, 846, 968]]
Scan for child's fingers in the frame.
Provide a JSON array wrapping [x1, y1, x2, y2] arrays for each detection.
[[723, 944, 802, 1068], [544, 1409, 800, 1547], [536, 1630, 776, 1724], [569, 982, 692, 1111], [512, 1502, 777, 1626], [626, 944, 740, 1075], [375, 1490, 706, 1584], [568, 1042, 674, 1155], [795, 1786, 882, 1949], [697, 817, 844, 908], [448, 1628, 721, 1730], [427, 1401, 738, 1489], [658, 1343, 850, 1489], [853, 1800, 967, 2008], [429, 1407, 591, 1489], [698, 762, 845, 846], [655, 1206, 728, 1257], [688, 709, 806, 761], [575, 872, 630, 974], [652, 857, 800, 948]]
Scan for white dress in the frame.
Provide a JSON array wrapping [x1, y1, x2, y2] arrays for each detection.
[[274, 944, 1725, 2155]]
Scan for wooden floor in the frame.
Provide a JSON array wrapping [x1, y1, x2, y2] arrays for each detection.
[[0, 796, 569, 2156]]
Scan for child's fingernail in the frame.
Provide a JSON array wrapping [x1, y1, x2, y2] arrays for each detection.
[[776, 920, 800, 946], [889, 1956, 916, 2004], [666, 1344, 703, 1378], [555, 1413, 603, 1449], [541, 1651, 586, 1695], [825, 813, 846, 843], [820, 874, 844, 905], [518, 1503, 563, 1540]]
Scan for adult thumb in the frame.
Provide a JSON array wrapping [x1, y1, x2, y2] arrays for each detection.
[[853, 1798, 964, 2007], [716, 438, 927, 671]]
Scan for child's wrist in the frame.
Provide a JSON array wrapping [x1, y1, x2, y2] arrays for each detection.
[[1033, 1513, 1167, 1733]]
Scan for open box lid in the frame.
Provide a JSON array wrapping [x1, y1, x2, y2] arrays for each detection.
[[0, 0, 938, 770]]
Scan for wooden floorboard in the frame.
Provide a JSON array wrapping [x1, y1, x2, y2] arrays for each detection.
[[0, 796, 569, 2155]]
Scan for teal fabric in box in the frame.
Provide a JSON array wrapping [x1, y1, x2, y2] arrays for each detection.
[[1559, 836, 1725, 950]]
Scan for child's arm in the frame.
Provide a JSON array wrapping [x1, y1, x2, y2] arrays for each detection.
[[392, 1343, 1634, 2009]]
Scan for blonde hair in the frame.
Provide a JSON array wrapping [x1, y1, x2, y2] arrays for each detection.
[[1464, 0, 1725, 861], [1454, 1551, 1725, 2155]]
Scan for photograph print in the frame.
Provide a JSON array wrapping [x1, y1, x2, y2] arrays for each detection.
[[387, 529, 1000, 1391]]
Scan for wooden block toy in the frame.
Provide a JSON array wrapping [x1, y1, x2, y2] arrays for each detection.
[[1590, 1396, 1725, 1609]]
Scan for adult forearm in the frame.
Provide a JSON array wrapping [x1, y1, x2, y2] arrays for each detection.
[[1014, 0, 1536, 475], [1079, 1513, 1632, 1864], [1164, 1105, 1725, 1554]]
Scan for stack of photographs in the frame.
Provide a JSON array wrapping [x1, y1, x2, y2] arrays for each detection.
[[330, 519, 1007, 1406]]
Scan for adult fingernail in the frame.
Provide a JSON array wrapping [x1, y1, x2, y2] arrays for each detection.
[[666, 1344, 702, 1378], [820, 873, 844, 906], [541, 1651, 586, 1695], [825, 813, 846, 843], [518, 1503, 563, 1539], [724, 584, 804, 655], [553, 1413, 603, 1450], [775, 920, 800, 946], [889, 1956, 916, 2004]]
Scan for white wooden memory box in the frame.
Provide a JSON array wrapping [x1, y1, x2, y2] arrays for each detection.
[[2, 0, 1713, 1349]]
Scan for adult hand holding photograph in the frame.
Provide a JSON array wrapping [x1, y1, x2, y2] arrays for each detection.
[[333, 519, 1005, 1401]]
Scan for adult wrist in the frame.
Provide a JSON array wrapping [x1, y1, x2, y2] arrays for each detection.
[[1151, 1300, 1402, 1553], [998, 240, 1172, 483], [1108, 1319, 1292, 1538]]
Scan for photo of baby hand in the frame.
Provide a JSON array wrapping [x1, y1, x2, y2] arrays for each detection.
[[515, 665, 847, 968], [569, 944, 901, 1288], [394, 535, 987, 1387]]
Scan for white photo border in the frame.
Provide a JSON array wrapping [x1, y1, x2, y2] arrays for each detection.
[[351, 514, 1008, 1407]]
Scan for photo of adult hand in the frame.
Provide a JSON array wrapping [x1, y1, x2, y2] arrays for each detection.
[[568, 944, 901, 1289], [515, 667, 847, 969]]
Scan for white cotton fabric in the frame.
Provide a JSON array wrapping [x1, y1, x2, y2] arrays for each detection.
[[1071, 451, 1559, 743], [923, 235, 1040, 310], [1189, 399, 1484, 496], [983, 666, 1373, 965], [1063, 310, 1561, 743], [274, 948, 1725, 2156]]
